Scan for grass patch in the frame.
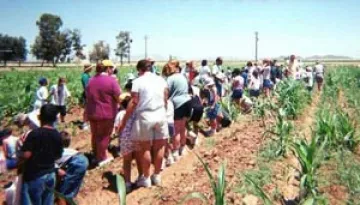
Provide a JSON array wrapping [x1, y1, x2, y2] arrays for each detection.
[[204, 138, 216, 149]]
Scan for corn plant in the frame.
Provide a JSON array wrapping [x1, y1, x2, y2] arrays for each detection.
[[316, 107, 358, 152], [292, 135, 327, 200], [219, 96, 240, 121], [265, 108, 294, 157], [243, 174, 272, 205], [275, 79, 311, 119], [116, 174, 127, 205], [180, 153, 227, 205], [253, 98, 277, 127]]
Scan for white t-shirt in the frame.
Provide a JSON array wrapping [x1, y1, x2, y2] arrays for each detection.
[[166, 100, 174, 124], [55, 148, 79, 167], [212, 65, 221, 75], [34, 86, 49, 109], [50, 84, 71, 106], [249, 77, 260, 90], [233, 75, 245, 90], [199, 66, 211, 77], [132, 72, 168, 113], [314, 64, 324, 74], [114, 110, 126, 128], [263, 66, 271, 80], [305, 71, 313, 87]]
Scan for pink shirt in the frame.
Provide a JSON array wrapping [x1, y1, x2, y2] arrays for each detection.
[[86, 74, 121, 121]]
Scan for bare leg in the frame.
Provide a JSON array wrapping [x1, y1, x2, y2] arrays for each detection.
[[152, 139, 166, 175], [173, 120, 182, 151], [137, 141, 152, 178]]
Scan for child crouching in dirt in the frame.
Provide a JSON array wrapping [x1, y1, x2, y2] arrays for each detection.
[[56, 131, 88, 205], [201, 77, 223, 136], [116, 87, 142, 193]]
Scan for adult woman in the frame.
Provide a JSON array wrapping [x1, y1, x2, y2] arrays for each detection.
[[86, 60, 121, 165], [314, 61, 325, 91], [119, 59, 168, 187], [162, 60, 192, 160]]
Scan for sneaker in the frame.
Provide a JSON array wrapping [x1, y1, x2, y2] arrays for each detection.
[[136, 176, 152, 188], [166, 155, 175, 167], [125, 182, 132, 193], [179, 146, 187, 156], [98, 156, 114, 167], [172, 150, 180, 162], [151, 174, 161, 186]]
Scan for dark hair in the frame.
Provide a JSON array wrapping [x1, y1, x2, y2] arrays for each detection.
[[252, 70, 259, 79], [121, 97, 131, 109], [60, 131, 71, 147], [270, 61, 275, 67], [113, 68, 118, 75], [125, 81, 132, 92], [232, 68, 241, 77], [246, 61, 253, 67], [201, 60, 207, 66], [136, 59, 151, 72], [0, 128, 12, 142], [39, 78, 48, 86], [39, 104, 59, 126]]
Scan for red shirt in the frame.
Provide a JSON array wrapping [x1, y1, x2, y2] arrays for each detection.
[[86, 74, 121, 121]]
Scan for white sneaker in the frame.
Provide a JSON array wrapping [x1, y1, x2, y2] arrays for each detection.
[[136, 176, 151, 188], [82, 123, 90, 130], [166, 155, 174, 167], [172, 150, 180, 162], [151, 174, 161, 186], [179, 146, 187, 156], [125, 182, 132, 193]]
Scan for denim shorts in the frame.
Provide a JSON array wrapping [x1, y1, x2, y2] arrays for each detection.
[[231, 89, 243, 100], [263, 79, 272, 88], [57, 154, 89, 198], [249, 89, 260, 97], [206, 103, 221, 120], [21, 172, 56, 205]]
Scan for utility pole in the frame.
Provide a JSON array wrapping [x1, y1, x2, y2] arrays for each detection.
[[144, 35, 148, 59], [255, 31, 259, 62]]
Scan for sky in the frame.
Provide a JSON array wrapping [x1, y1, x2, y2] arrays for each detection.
[[1, 0, 360, 61]]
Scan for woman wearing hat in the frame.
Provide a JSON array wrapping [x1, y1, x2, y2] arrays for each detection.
[[86, 60, 121, 165], [33, 77, 49, 111]]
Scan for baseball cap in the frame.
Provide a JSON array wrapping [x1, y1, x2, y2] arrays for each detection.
[[102, 60, 114, 67]]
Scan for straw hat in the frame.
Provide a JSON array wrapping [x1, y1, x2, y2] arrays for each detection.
[[102, 60, 114, 67], [119, 93, 131, 102]]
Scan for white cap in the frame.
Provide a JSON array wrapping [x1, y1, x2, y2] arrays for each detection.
[[28, 109, 40, 128]]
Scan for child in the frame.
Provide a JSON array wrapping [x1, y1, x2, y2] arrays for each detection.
[[203, 77, 223, 136], [50, 77, 71, 123], [116, 83, 142, 193], [19, 104, 64, 205], [248, 70, 261, 98], [187, 85, 204, 146], [231, 68, 245, 105], [165, 100, 175, 165], [55, 131, 88, 205], [33, 77, 49, 111], [0, 128, 19, 171]]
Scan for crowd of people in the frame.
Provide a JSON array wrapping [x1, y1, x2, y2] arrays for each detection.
[[0, 55, 325, 204]]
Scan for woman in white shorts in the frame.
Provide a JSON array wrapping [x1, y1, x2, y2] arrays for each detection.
[[118, 59, 168, 188]]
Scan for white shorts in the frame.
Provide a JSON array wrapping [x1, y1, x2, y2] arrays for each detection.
[[131, 108, 169, 142]]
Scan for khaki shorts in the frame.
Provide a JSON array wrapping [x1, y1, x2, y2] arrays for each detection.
[[131, 109, 169, 142]]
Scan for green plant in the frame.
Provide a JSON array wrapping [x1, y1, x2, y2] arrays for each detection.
[[181, 153, 227, 205], [116, 174, 127, 205], [292, 136, 326, 199], [243, 174, 272, 205], [265, 108, 294, 157]]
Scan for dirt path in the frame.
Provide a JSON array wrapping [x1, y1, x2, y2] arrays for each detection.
[[74, 115, 265, 205]]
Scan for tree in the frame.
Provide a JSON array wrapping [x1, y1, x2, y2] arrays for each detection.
[[89, 41, 110, 62], [114, 31, 132, 66], [31, 13, 74, 67], [72, 29, 86, 60], [0, 34, 27, 66]]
